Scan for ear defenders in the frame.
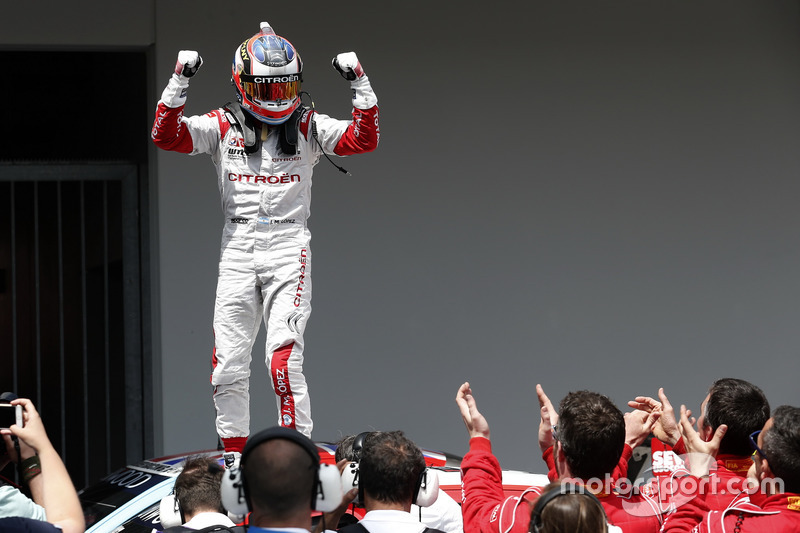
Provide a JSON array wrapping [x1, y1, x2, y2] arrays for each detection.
[[220, 426, 343, 516], [340, 432, 370, 505], [339, 432, 439, 508], [529, 483, 608, 533], [158, 491, 183, 529], [413, 467, 439, 507]]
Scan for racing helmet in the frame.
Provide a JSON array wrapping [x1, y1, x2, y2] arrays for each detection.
[[232, 22, 303, 125]]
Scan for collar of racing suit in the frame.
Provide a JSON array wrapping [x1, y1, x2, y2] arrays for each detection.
[[223, 102, 309, 156]]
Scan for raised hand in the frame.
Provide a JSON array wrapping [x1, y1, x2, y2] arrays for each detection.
[[332, 52, 365, 81], [455, 382, 490, 440]]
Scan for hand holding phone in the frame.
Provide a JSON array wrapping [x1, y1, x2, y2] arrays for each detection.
[[0, 402, 23, 431], [3, 398, 52, 456]]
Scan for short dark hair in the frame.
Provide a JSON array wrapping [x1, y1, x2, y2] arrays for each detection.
[[762, 405, 800, 493], [174, 456, 225, 516], [335, 434, 358, 463], [359, 431, 425, 504], [335, 432, 376, 463], [704, 378, 770, 457], [558, 391, 625, 481], [244, 438, 317, 516]]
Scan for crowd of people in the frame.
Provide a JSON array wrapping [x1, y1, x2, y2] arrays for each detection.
[[3, 10, 798, 533], [456, 378, 800, 533], [4, 376, 798, 533], [142, 16, 793, 533]]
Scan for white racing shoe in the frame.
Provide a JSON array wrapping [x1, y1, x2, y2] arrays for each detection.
[[222, 451, 241, 470]]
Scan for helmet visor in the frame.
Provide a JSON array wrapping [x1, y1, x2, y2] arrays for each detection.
[[239, 73, 301, 103]]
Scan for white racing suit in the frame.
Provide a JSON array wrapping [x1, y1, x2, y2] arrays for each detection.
[[152, 73, 379, 443]]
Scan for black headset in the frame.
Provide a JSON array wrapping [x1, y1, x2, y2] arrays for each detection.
[[341, 431, 438, 508], [220, 426, 342, 515], [529, 483, 608, 533], [341, 432, 370, 505]]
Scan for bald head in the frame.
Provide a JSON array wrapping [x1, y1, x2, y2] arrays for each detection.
[[244, 438, 317, 519]]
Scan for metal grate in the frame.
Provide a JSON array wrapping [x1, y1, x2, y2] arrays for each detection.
[[0, 164, 148, 489]]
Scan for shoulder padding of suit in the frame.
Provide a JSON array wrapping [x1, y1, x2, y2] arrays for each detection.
[[222, 102, 262, 155], [278, 106, 314, 155], [222, 102, 313, 156]]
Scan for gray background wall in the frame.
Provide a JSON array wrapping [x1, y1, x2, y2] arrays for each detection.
[[4, 1, 800, 473]]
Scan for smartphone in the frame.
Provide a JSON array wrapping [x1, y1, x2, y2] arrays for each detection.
[[0, 402, 22, 430]]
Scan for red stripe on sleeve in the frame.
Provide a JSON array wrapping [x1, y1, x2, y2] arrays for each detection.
[[333, 106, 380, 156], [151, 102, 194, 153]]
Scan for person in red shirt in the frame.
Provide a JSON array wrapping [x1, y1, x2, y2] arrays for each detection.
[[456, 382, 664, 533], [628, 378, 770, 511], [661, 405, 800, 532]]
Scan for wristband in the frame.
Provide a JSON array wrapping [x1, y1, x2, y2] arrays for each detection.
[[20, 455, 41, 484]]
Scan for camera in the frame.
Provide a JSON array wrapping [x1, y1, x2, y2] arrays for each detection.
[[0, 402, 23, 430]]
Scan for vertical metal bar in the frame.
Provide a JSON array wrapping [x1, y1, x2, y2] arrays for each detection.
[[121, 169, 143, 464], [57, 182, 66, 457], [103, 181, 111, 474], [33, 182, 41, 408], [81, 181, 89, 485], [10, 182, 18, 395]]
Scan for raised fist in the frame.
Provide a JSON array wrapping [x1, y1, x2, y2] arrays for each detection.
[[332, 52, 365, 81], [174, 50, 203, 78]]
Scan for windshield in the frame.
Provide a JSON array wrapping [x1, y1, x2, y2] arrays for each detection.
[[79, 466, 172, 530]]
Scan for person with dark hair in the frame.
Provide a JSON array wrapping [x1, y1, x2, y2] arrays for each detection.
[[339, 431, 445, 533], [529, 483, 610, 533], [629, 378, 770, 510], [457, 382, 662, 533], [335, 433, 462, 533], [761, 405, 800, 494], [160, 456, 234, 531], [537, 385, 654, 486], [334, 433, 358, 464], [360, 431, 425, 506], [661, 405, 800, 532], [703, 379, 771, 457], [556, 390, 627, 481]]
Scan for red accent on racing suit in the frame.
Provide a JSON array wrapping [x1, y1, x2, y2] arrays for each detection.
[[661, 486, 800, 532], [460, 437, 664, 533], [669, 437, 752, 512], [152, 94, 379, 442]]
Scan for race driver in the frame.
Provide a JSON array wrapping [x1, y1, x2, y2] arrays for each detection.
[[151, 21, 380, 460]]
